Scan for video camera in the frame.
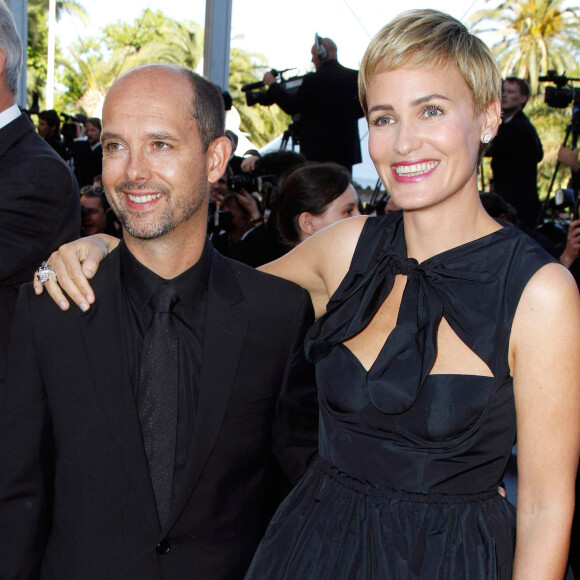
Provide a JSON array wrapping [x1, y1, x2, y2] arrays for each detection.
[[537, 71, 580, 211], [540, 71, 580, 146], [60, 112, 88, 148], [540, 71, 580, 109], [242, 69, 305, 107], [227, 173, 277, 193]]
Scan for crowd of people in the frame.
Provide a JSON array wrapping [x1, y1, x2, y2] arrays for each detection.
[[1, 2, 580, 579]]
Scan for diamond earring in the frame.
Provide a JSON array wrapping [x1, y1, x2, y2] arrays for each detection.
[[482, 133, 492, 144]]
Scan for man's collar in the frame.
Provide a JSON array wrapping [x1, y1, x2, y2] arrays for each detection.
[[0, 103, 21, 130], [120, 237, 212, 316], [501, 107, 523, 124]]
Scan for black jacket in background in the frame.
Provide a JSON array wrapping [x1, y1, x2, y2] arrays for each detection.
[[0, 113, 80, 378], [487, 110, 544, 228], [267, 59, 364, 171]]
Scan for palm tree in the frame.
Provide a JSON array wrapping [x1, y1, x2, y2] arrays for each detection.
[[27, 0, 89, 104], [469, 0, 580, 95], [28, 0, 88, 47], [228, 46, 292, 146]]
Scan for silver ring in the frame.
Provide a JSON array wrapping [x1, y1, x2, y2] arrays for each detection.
[[36, 261, 57, 285]]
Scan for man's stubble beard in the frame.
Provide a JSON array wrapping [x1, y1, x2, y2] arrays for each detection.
[[106, 175, 209, 240]]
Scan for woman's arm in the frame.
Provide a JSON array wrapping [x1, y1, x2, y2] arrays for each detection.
[[33, 234, 119, 311], [259, 216, 367, 318], [510, 262, 580, 579], [33, 216, 367, 316]]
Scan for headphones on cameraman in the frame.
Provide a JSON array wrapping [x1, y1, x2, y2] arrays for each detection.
[[314, 34, 328, 62]]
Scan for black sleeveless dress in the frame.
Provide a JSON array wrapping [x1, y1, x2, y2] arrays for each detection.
[[245, 212, 558, 580]]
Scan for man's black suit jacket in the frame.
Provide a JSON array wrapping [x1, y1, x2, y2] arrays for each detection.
[[0, 113, 80, 379], [71, 140, 103, 187], [267, 59, 364, 170], [487, 110, 544, 228], [0, 246, 318, 580]]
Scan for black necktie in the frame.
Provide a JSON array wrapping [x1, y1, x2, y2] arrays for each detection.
[[137, 283, 179, 525]]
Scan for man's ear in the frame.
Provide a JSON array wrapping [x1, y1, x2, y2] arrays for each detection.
[[298, 212, 317, 237], [207, 136, 231, 184], [0, 48, 6, 78]]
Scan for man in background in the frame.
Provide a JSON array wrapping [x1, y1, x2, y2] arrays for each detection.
[[72, 116, 103, 186], [37, 108, 69, 160], [263, 35, 363, 173], [0, 0, 79, 379], [486, 77, 544, 228]]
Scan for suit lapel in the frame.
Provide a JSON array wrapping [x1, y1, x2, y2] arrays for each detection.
[[78, 251, 160, 532], [163, 250, 247, 535], [0, 114, 34, 157]]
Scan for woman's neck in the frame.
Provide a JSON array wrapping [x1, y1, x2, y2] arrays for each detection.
[[402, 194, 502, 263]]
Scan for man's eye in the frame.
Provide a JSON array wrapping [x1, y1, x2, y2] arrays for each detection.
[[152, 142, 169, 150], [104, 142, 120, 151]]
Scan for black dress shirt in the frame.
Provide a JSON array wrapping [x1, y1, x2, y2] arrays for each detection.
[[120, 239, 211, 500]]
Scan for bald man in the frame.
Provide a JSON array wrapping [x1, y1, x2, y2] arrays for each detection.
[[0, 64, 317, 580], [263, 35, 363, 173]]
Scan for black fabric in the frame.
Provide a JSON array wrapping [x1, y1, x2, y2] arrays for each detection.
[[0, 113, 80, 379], [44, 133, 70, 161], [267, 59, 363, 170], [246, 212, 559, 579], [138, 284, 180, 525], [487, 110, 544, 228], [120, 239, 210, 500], [71, 141, 103, 186], [0, 245, 318, 580]]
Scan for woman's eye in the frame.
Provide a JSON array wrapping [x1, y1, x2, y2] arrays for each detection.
[[423, 105, 443, 119], [372, 115, 394, 126]]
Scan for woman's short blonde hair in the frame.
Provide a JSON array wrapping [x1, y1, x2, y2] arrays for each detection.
[[359, 9, 501, 116]]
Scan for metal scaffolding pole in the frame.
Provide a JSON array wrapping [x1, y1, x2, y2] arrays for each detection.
[[5, 0, 28, 108], [203, 0, 232, 92]]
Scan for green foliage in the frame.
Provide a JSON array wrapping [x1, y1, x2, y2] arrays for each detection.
[[31, 6, 292, 146], [228, 46, 291, 147], [470, 0, 580, 95], [26, 0, 89, 106]]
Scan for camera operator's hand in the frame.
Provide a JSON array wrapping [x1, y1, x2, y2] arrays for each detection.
[[263, 71, 277, 87], [241, 154, 260, 173], [33, 234, 120, 311], [557, 146, 580, 172], [560, 219, 580, 268], [236, 189, 263, 224]]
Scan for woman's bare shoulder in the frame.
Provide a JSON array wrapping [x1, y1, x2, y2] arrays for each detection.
[[260, 215, 369, 317]]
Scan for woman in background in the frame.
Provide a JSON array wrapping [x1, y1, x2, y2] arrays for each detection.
[[275, 162, 360, 248]]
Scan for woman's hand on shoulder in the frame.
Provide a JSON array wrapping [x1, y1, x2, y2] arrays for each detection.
[[33, 234, 120, 312], [260, 215, 368, 318]]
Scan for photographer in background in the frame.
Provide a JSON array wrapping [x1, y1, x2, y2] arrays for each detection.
[[213, 151, 307, 267], [556, 146, 580, 288], [486, 77, 544, 228], [263, 35, 363, 174]]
